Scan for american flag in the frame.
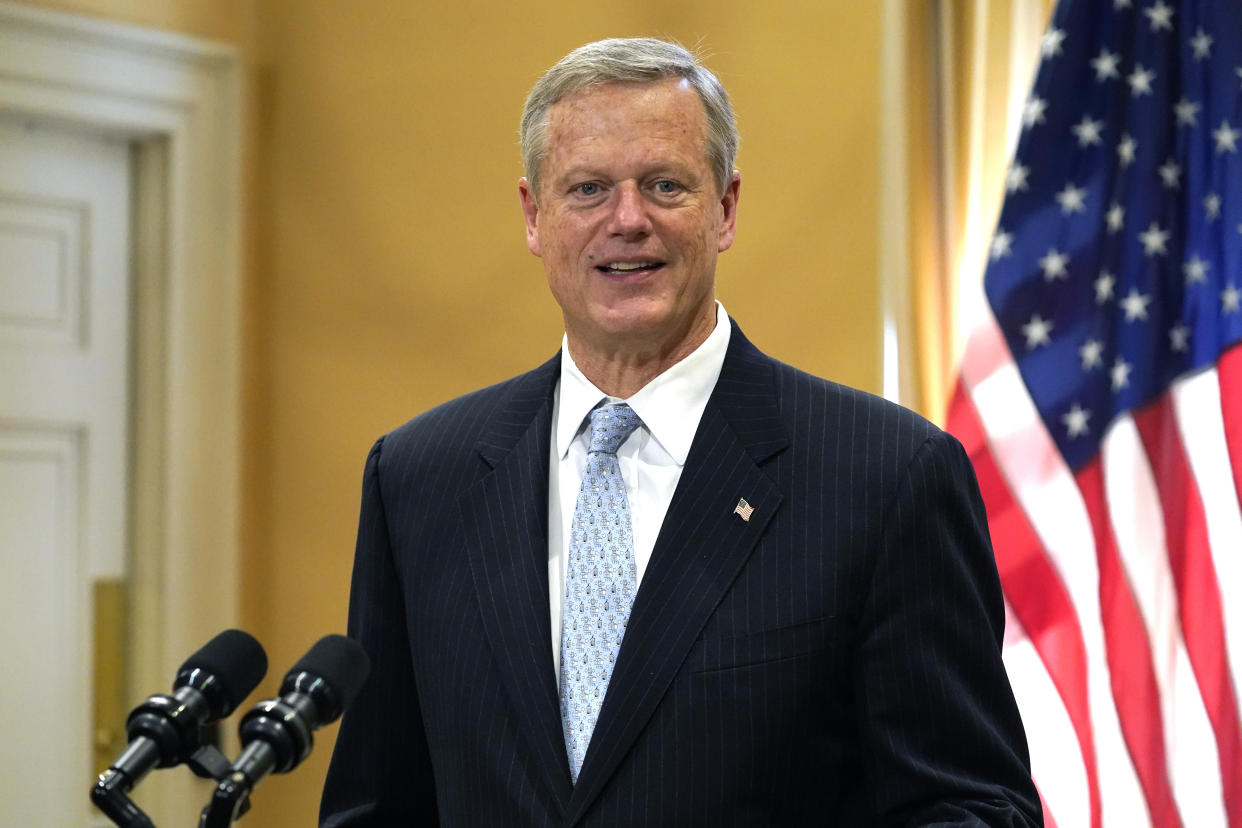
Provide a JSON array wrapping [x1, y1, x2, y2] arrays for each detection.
[[945, 1, 1242, 827]]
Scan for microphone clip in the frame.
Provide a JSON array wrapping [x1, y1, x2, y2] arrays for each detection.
[[90, 723, 233, 828]]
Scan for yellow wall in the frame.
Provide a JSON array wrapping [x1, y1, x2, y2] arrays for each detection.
[[22, 2, 887, 826]]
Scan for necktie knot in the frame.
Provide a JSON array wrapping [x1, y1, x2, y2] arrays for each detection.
[[586, 403, 642, 456]]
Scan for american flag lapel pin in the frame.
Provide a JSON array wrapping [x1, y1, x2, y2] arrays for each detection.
[[733, 497, 755, 522]]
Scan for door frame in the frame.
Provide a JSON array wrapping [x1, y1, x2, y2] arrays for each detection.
[[0, 0, 243, 800]]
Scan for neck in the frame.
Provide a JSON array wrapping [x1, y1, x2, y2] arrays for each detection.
[[567, 308, 717, 399]]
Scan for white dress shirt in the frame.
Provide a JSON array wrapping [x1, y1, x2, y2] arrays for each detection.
[[548, 301, 731, 680]]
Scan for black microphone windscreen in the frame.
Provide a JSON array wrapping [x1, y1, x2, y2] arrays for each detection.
[[286, 634, 371, 710], [178, 629, 268, 712]]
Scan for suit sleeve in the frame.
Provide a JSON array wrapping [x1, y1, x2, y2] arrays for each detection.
[[853, 429, 1043, 827], [320, 438, 440, 826]]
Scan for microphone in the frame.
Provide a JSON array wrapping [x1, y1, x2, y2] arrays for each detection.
[[92, 629, 267, 826], [201, 635, 370, 827]]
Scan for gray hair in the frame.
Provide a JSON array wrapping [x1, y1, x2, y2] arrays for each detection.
[[520, 37, 738, 199]]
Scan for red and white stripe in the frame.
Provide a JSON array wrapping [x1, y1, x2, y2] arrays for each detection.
[[947, 297, 1242, 828]]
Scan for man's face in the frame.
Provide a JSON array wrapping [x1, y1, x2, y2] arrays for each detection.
[[519, 78, 740, 361]]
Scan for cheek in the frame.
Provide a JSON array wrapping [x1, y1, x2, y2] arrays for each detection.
[[541, 236, 583, 297], [542, 217, 590, 263], [682, 220, 716, 261]]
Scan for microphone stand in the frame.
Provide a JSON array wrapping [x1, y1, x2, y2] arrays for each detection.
[[91, 766, 156, 828], [91, 744, 234, 828], [198, 694, 316, 827], [198, 773, 252, 828]]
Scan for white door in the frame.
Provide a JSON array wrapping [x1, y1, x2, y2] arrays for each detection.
[[0, 118, 132, 827]]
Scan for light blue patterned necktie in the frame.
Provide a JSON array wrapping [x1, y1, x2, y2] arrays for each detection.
[[560, 402, 643, 784]]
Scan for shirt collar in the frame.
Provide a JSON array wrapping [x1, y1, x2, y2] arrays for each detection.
[[556, 301, 731, 464]]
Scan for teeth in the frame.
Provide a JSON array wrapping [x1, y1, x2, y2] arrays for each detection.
[[607, 262, 655, 271]]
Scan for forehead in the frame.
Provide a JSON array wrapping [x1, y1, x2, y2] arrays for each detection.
[[542, 78, 709, 170]]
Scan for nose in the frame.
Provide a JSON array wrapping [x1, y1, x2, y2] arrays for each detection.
[[606, 182, 652, 239]]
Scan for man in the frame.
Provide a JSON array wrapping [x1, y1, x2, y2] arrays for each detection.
[[321, 38, 1042, 827]]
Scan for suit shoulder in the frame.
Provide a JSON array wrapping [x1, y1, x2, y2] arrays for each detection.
[[374, 356, 557, 471], [768, 358, 943, 452]]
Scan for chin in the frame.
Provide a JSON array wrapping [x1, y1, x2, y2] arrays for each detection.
[[594, 308, 710, 351], [588, 301, 674, 334]]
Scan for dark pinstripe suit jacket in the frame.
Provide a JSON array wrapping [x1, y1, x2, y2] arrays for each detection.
[[320, 322, 1042, 827]]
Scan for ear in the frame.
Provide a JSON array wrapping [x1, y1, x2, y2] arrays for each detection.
[[716, 170, 741, 253], [518, 177, 542, 257]]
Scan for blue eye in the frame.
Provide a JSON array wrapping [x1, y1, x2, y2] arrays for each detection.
[[576, 182, 599, 196], [655, 180, 679, 194]]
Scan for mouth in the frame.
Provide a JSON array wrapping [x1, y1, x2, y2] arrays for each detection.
[[596, 261, 666, 276]]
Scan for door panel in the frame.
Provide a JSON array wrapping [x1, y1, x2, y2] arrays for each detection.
[[0, 120, 131, 827]]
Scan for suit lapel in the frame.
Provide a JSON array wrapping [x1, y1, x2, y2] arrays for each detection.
[[458, 354, 574, 814], [566, 327, 790, 824]]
